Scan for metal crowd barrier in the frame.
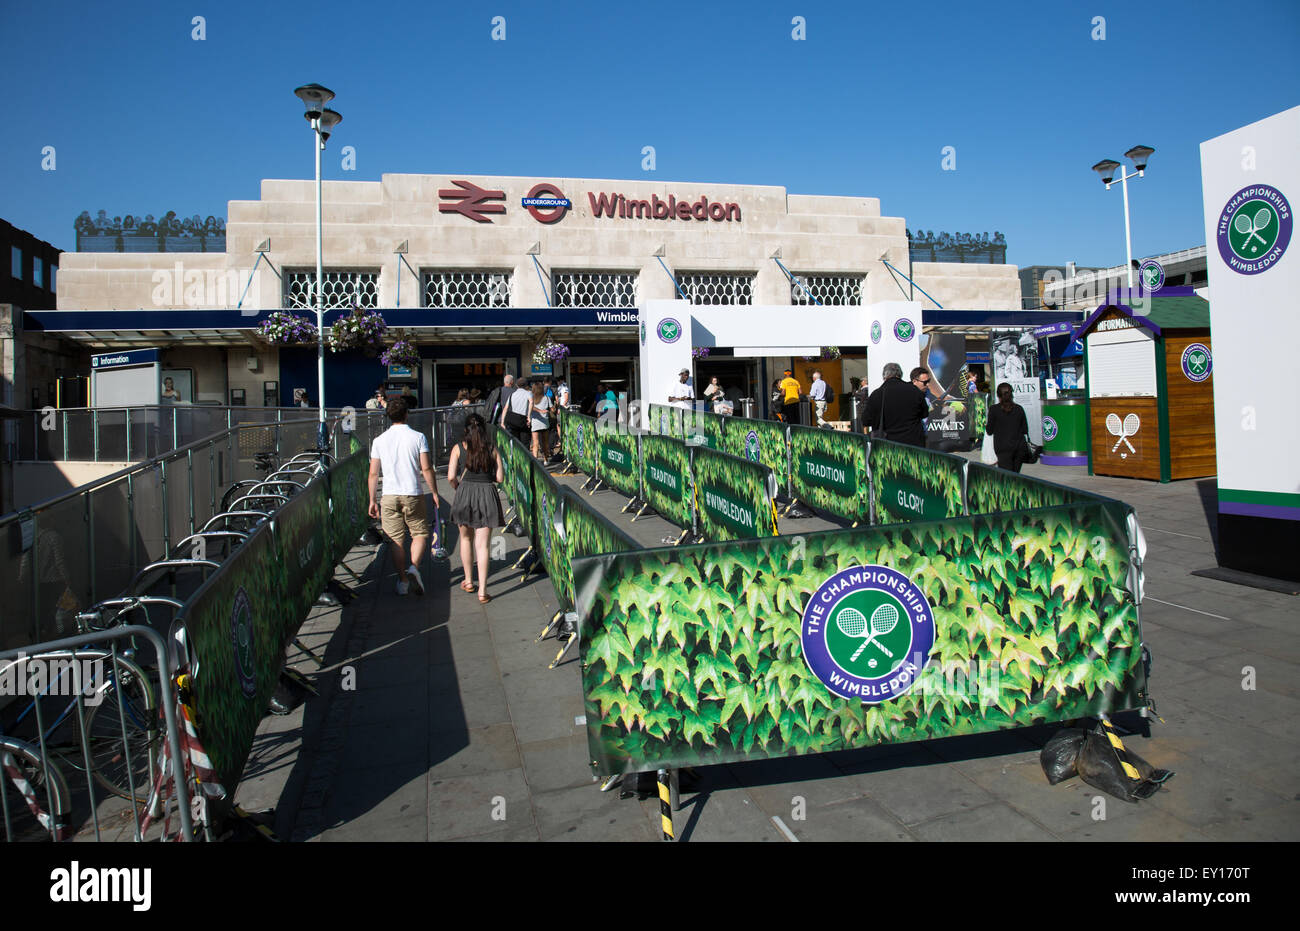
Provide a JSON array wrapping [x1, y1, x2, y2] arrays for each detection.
[[0, 625, 190, 842]]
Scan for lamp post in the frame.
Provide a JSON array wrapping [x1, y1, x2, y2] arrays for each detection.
[[293, 83, 342, 449], [1091, 145, 1154, 291]]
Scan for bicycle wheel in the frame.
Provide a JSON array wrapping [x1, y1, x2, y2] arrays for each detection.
[[0, 737, 72, 842], [83, 659, 160, 804]]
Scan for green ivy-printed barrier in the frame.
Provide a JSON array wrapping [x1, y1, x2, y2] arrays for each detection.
[[683, 408, 728, 450], [639, 433, 694, 531], [327, 451, 371, 566], [275, 478, 333, 635], [719, 417, 790, 498], [576, 502, 1142, 775], [788, 423, 870, 524], [596, 418, 641, 500], [648, 403, 684, 439], [183, 524, 287, 791], [562, 486, 639, 618], [530, 456, 570, 611], [493, 424, 515, 508], [502, 430, 534, 538], [966, 462, 1090, 515], [561, 409, 599, 478], [870, 438, 965, 525], [691, 445, 778, 542], [971, 393, 989, 447]]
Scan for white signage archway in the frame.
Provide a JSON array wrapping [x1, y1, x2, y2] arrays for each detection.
[[638, 299, 921, 421]]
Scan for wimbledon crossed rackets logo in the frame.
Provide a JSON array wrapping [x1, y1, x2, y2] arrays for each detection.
[[1139, 259, 1165, 291], [744, 429, 761, 462], [1042, 416, 1058, 443], [230, 587, 257, 698], [870, 321, 882, 344], [1181, 343, 1212, 383], [574, 423, 585, 457], [894, 319, 915, 342], [657, 318, 682, 343], [1217, 185, 1292, 275], [540, 492, 554, 561], [640, 320, 646, 346], [1106, 412, 1140, 459], [801, 565, 934, 703]]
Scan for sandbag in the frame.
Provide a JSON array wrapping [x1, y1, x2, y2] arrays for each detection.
[[1040, 728, 1086, 785], [1076, 728, 1175, 802]]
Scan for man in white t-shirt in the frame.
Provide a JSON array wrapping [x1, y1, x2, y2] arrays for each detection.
[[668, 368, 694, 410], [368, 398, 440, 596]]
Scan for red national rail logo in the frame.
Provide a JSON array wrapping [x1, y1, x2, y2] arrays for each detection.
[[438, 180, 507, 223]]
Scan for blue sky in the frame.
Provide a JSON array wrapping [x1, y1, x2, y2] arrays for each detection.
[[3, 0, 1297, 269]]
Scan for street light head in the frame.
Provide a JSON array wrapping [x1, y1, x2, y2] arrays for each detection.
[[1091, 158, 1121, 186], [318, 108, 342, 143], [294, 83, 335, 120], [1125, 144, 1155, 176]]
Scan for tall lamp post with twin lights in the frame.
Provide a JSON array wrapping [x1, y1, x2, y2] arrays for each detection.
[[1091, 145, 1155, 291], [293, 83, 342, 449]]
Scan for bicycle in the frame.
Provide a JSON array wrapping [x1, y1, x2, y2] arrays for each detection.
[[0, 639, 160, 806], [1, 733, 72, 842]]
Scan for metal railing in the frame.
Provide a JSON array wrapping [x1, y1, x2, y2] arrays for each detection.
[[1, 404, 481, 651], [0, 625, 190, 842]]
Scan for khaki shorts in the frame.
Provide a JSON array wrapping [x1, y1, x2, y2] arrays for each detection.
[[380, 494, 431, 543]]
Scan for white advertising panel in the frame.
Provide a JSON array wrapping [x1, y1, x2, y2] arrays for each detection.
[[1200, 106, 1299, 523]]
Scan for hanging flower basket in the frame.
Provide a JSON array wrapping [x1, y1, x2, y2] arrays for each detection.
[[256, 311, 318, 346], [329, 308, 387, 355], [532, 337, 570, 364], [380, 338, 421, 368], [692, 346, 710, 359]]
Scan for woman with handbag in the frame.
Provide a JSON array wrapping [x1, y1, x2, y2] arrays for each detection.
[[986, 382, 1030, 473], [447, 413, 506, 603]]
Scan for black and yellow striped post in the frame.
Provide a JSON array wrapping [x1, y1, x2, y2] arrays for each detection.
[[657, 769, 674, 841], [1099, 718, 1142, 782], [536, 610, 564, 643]]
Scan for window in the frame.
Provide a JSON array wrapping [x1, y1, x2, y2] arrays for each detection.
[[552, 271, 637, 307], [791, 274, 863, 306], [283, 270, 379, 310], [11, 246, 21, 280], [33, 257, 43, 289], [48, 264, 56, 293], [678, 272, 755, 306], [421, 270, 513, 308]]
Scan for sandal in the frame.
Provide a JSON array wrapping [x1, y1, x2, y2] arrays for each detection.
[[460, 580, 477, 594], [478, 593, 492, 604]]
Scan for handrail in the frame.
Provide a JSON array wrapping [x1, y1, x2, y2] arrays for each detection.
[[0, 412, 371, 525]]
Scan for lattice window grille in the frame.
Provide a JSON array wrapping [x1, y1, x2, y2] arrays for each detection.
[[678, 272, 755, 306], [421, 270, 513, 308], [791, 274, 864, 306], [283, 270, 379, 310], [552, 271, 638, 307]]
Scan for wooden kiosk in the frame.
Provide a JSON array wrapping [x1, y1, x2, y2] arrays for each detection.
[[1077, 289, 1215, 482]]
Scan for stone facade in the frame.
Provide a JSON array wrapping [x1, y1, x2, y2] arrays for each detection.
[[58, 174, 1021, 313]]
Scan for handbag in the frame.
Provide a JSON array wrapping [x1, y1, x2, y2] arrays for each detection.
[[980, 433, 997, 465], [1017, 435, 1042, 465], [503, 408, 527, 432]]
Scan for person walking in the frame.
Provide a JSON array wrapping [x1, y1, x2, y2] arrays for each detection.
[[809, 369, 829, 426], [528, 380, 552, 459], [779, 369, 802, 424], [863, 363, 929, 447], [447, 413, 505, 603], [367, 397, 441, 596], [501, 376, 532, 446], [484, 373, 514, 425], [986, 382, 1030, 473]]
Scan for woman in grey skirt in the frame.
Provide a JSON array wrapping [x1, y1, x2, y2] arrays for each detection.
[[447, 413, 506, 603]]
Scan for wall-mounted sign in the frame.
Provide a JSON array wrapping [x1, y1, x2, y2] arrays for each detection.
[[438, 179, 507, 223], [1181, 342, 1212, 382], [588, 192, 741, 223], [1032, 321, 1075, 338], [531, 363, 553, 375], [522, 183, 570, 224], [388, 364, 416, 379], [92, 348, 159, 369]]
